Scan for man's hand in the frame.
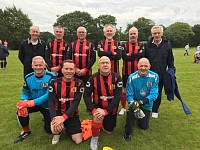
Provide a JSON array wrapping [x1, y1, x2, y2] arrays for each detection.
[[78, 69, 86, 76], [134, 109, 145, 119], [18, 107, 28, 117], [93, 108, 105, 120], [16, 100, 28, 109], [16, 100, 35, 110], [128, 101, 140, 112], [51, 116, 65, 134], [51, 67, 59, 73]]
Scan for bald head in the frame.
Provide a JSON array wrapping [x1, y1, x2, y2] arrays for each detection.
[[129, 26, 138, 43], [98, 56, 111, 76], [138, 58, 151, 76]]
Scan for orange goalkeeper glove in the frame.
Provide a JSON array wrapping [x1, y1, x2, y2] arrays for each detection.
[[18, 107, 28, 117]]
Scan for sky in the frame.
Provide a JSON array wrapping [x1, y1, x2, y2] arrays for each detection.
[[1, 0, 200, 33]]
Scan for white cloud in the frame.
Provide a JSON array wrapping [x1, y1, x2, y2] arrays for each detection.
[[1, 0, 200, 33]]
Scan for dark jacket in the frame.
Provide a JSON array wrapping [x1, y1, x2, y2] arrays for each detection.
[[0, 44, 9, 60], [164, 68, 191, 115], [144, 37, 175, 80], [18, 38, 47, 77]]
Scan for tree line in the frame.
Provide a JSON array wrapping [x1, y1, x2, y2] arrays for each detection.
[[0, 6, 200, 49]]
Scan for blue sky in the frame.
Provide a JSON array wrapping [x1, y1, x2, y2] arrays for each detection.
[[1, 0, 200, 33]]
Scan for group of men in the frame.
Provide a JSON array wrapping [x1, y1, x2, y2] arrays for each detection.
[[14, 24, 175, 150]]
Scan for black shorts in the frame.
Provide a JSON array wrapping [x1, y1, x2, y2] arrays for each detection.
[[122, 75, 129, 88], [64, 116, 82, 135], [103, 114, 117, 132]]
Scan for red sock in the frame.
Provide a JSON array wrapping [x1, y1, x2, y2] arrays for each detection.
[[121, 93, 126, 109], [91, 119, 102, 137], [22, 125, 30, 132]]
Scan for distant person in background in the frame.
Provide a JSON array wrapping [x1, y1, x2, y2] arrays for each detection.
[[0, 40, 9, 69], [97, 24, 122, 74], [194, 44, 200, 64], [4, 40, 8, 48], [118, 26, 145, 115], [144, 25, 175, 119], [14, 56, 56, 143], [18, 26, 47, 77], [45, 25, 69, 77], [184, 43, 189, 56], [67, 26, 96, 85]]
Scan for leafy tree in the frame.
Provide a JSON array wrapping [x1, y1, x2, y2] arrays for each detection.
[[1, 5, 32, 49], [40, 31, 54, 44], [191, 24, 200, 47], [165, 22, 194, 47], [54, 11, 98, 45], [125, 17, 155, 41]]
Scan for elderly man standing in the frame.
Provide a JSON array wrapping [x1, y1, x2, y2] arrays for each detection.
[[84, 56, 122, 150], [18, 26, 47, 77], [45, 25, 69, 77], [144, 25, 175, 118], [97, 24, 122, 74], [118, 26, 145, 115], [67, 26, 96, 86]]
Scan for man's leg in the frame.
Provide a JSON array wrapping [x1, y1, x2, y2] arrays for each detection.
[[137, 108, 151, 130], [152, 80, 163, 118], [123, 111, 135, 141]]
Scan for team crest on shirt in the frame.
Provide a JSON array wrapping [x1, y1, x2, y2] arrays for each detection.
[[70, 87, 77, 92], [110, 84, 115, 90], [42, 82, 48, 87], [140, 88, 147, 97], [112, 46, 116, 49], [136, 46, 140, 49], [85, 46, 90, 50], [147, 82, 152, 87]]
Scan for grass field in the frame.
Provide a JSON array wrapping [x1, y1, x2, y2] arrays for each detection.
[[0, 48, 199, 150]]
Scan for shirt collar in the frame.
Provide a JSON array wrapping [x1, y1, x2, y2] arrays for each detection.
[[152, 38, 162, 45]]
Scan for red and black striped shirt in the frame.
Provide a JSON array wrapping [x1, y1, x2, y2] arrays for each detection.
[[48, 77, 84, 120], [122, 41, 145, 75], [83, 71, 122, 115], [97, 40, 122, 74], [45, 39, 69, 70], [68, 40, 96, 76]]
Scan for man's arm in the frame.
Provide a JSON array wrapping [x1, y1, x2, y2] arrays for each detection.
[[48, 80, 57, 119], [45, 42, 53, 69], [85, 43, 96, 70], [105, 75, 123, 114], [83, 77, 96, 113], [18, 41, 25, 65]]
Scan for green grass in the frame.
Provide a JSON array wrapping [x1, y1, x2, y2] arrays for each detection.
[[0, 48, 199, 150]]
